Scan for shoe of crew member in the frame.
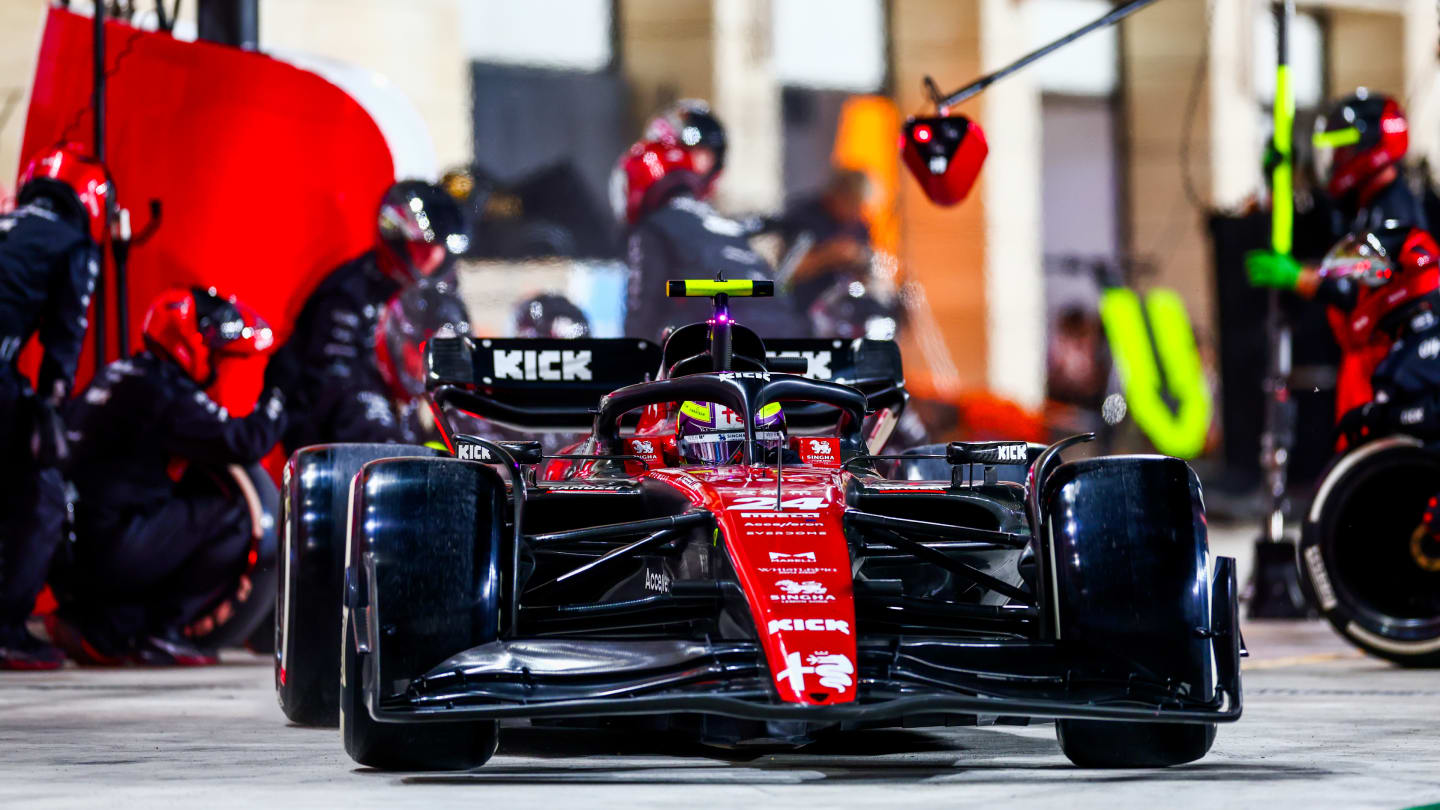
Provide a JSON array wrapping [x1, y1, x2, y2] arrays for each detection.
[[0, 626, 65, 670]]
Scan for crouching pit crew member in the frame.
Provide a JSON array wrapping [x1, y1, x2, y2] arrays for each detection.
[[48, 288, 285, 666], [0, 144, 104, 669], [1320, 227, 1440, 449]]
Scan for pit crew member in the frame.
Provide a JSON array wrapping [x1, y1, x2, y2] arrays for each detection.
[[614, 102, 781, 342], [49, 288, 285, 665], [1245, 90, 1429, 418], [265, 180, 468, 453], [0, 144, 103, 670]]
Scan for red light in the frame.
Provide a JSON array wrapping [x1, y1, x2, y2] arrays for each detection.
[[913, 125, 932, 143]]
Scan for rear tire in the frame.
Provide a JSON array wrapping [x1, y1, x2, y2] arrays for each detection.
[[276, 444, 441, 727], [1041, 455, 1225, 768]]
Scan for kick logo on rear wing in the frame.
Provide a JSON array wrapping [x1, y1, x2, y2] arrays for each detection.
[[425, 335, 661, 432]]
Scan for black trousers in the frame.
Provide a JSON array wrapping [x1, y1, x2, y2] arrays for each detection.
[[0, 373, 66, 637], [70, 471, 250, 642]]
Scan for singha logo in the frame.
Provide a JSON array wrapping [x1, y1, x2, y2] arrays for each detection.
[[775, 580, 826, 595], [770, 578, 835, 603]]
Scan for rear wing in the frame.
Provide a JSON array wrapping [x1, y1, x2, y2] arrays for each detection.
[[424, 334, 905, 434], [765, 338, 907, 421], [426, 336, 662, 432]]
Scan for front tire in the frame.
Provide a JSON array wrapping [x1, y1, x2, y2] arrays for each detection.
[[339, 456, 505, 770], [1041, 455, 1226, 767], [1055, 721, 1216, 768], [340, 610, 498, 771]]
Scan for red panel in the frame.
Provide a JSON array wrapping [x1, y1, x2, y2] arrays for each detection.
[[19, 8, 395, 395]]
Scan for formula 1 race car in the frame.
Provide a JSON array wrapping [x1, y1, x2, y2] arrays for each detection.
[[274, 280, 1242, 771]]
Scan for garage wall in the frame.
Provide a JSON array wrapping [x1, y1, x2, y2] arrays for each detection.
[[0, 2, 50, 194], [1121, 0, 1214, 336], [259, 0, 470, 170], [890, 0, 989, 395]]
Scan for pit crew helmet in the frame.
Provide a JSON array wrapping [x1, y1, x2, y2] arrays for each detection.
[[513, 293, 590, 339], [376, 279, 471, 401], [609, 139, 705, 225], [16, 142, 110, 243], [676, 400, 785, 466], [142, 287, 275, 388], [644, 99, 726, 195], [1319, 223, 1440, 343], [1312, 90, 1408, 202], [808, 277, 899, 341], [376, 180, 470, 285]]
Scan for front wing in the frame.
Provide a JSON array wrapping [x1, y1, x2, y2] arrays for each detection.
[[363, 630, 1242, 727]]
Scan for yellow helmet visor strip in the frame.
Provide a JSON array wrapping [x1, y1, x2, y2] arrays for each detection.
[[1312, 127, 1362, 149]]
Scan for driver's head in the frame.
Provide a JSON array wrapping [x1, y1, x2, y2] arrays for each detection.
[[376, 280, 471, 402], [676, 400, 785, 466]]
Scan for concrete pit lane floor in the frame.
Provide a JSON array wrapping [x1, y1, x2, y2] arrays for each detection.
[[3, 528, 1439, 809]]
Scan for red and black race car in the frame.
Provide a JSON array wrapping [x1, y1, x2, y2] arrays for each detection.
[[274, 280, 1242, 771]]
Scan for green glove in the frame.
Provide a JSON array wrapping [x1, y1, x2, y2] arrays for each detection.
[[1245, 249, 1302, 289]]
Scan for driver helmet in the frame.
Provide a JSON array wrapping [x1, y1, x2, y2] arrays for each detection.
[[1320, 223, 1440, 343], [676, 400, 785, 466], [1312, 89, 1408, 203], [376, 179, 471, 285]]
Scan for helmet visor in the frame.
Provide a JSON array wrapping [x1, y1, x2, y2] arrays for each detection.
[[677, 430, 786, 465], [379, 183, 471, 281], [1319, 232, 1395, 288], [192, 288, 273, 356], [678, 431, 745, 465]]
